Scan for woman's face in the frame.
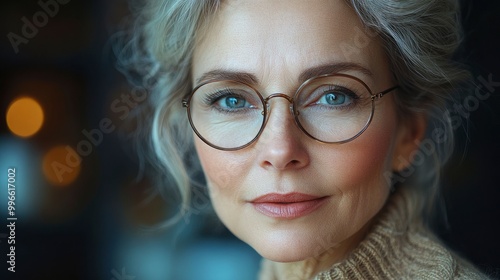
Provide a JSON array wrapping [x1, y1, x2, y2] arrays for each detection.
[[191, 0, 413, 262]]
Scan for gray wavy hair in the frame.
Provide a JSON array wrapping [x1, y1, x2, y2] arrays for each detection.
[[114, 0, 469, 227]]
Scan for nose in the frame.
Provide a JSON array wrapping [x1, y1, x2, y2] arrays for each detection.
[[256, 94, 310, 171]]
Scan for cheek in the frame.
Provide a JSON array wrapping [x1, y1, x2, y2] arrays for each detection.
[[194, 137, 249, 202], [317, 111, 398, 195], [308, 111, 399, 244], [194, 137, 255, 232]]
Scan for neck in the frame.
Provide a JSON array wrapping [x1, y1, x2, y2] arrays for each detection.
[[272, 221, 374, 280]]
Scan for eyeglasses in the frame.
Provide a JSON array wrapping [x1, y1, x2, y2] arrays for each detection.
[[182, 73, 398, 151]]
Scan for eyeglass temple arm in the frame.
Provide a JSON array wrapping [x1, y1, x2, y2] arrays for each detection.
[[371, 86, 399, 100]]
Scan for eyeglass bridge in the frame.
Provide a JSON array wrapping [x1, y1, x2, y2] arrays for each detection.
[[262, 93, 299, 116]]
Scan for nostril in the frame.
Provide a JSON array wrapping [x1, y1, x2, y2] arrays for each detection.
[[262, 160, 273, 168], [289, 159, 301, 166], [262, 158, 303, 170]]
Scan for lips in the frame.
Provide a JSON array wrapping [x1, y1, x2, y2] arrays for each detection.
[[250, 192, 328, 219]]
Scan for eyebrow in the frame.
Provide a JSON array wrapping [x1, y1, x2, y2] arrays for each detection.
[[298, 62, 373, 84], [196, 70, 259, 86], [195, 62, 373, 86]]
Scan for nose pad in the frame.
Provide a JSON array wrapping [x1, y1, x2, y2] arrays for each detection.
[[264, 103, 294, 116]]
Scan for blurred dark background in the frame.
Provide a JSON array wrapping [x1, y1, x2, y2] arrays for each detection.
[[0, 0, 498, 279]]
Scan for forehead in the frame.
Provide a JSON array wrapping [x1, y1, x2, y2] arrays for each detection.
[[192, 0, 388, 87]]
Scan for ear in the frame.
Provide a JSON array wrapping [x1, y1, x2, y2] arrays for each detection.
[[391, 113, 427, 172]]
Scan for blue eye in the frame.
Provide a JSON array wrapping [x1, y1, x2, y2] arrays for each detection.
[[203, 88, 257, 113], [222, 96, 248, 109], [321, 92, 347, 105], [317, 91, 352, 106]]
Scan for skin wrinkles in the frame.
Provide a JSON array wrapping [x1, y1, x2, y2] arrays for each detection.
[[191, 0, 425, 279]]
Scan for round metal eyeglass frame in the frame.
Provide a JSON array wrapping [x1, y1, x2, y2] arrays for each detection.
[[182, 73, 399, 151]]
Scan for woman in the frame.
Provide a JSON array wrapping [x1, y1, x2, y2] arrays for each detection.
[[117, 0, 492, 278]]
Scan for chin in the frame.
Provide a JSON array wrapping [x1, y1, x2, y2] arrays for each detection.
[[247, 229, 338, 263], [257, 247, 312, 263]]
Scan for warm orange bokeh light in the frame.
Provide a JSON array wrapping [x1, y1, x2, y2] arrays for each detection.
[[42, 146, 81, 187], [6, 97, 44, 138]]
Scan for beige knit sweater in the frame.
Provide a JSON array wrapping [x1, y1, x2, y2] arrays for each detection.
[[258, 188, 490, 280]]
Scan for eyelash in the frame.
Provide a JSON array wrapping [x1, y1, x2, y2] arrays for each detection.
[[327, 85, 359, 101], [313, 85, 360, 109], [202, 88, 236, 106], [201, 88, 258, 115]]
